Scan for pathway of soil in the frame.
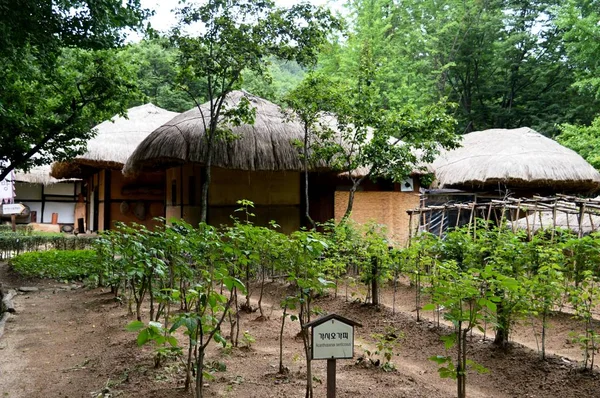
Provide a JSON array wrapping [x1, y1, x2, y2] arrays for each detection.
[[1, 263, 599, 398]]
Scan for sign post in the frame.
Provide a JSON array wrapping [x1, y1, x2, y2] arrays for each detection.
[[2, 203, 26, 215], [304, 314, 362, 398], [2, 204, 26, 232]]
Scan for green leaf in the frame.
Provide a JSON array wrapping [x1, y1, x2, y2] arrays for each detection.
[[429, 355, 450, 365], [126, 320, 145, 332], [167, 336, 178, 347], [441, 334, 456, 350], [137, 329, 150, 346]]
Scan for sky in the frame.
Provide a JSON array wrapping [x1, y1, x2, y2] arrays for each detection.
[[138, 0, 345, 37]]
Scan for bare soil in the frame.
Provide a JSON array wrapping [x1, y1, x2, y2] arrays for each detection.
[[1, 263, 599, 398]]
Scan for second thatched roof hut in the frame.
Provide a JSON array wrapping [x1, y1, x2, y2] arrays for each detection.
[[51, 103, 180, 232], [431, 127, 600, 195], [12, 165, 81, 226]]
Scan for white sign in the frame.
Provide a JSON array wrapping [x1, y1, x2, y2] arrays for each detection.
[[2, 203, 26, 215], [0, 165, 14, 201], [312, 319, 354, 360], [400, 177, 414, 192]]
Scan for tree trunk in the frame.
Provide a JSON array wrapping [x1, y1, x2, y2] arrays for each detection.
[[494, 301, 509, 348], [185, 337, 194, 391], [200, 121, 216, 223], [200, 163, 212, 224], [279, 305, 287, 373], [457, 321, 465, 398], [258, 265, 266, 318], [195, 348, 205, 398], [541, 310, 546, 360], [371, 256, 379, 306], [303, 124, 316, 229], [341, 183, 358, 222]]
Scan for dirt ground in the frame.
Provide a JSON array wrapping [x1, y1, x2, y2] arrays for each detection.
[[1, 262, 600, 398]]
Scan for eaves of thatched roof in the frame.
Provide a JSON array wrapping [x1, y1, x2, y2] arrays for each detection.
[[51, 103, 179, 179], [14, 165, 79, 186], [431, 127, 600, 194], [124, 91, 324, 175]]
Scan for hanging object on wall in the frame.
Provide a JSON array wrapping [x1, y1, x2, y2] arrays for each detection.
[[119, 201, 130, 215], [133, 202, 146, 220], [401, 177, 414, 192]]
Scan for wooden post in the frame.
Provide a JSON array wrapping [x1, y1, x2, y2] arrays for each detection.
[[371, 256, 379, 305], [407, 212, 413, 247], [327, 358, 336, 398], [11, 214, 16, 232], [438, 208, 446, 238]]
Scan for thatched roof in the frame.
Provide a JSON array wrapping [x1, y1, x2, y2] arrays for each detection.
[[432, 127, 600, 193], [51, 104, 179, 179], [512, 212, 600, 235], [124, 91, 318, 175], [14, 165, 79, 185]]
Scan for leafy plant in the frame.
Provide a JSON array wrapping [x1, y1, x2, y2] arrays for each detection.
[[9, 249, 98, 280], [126, 320, 180, 368], [362, 327, 403, 372], [426, 260, 496, 398]]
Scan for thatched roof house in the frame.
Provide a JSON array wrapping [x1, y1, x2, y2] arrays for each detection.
[[14, 166, 66, 185], [53, 104, 179, 178], [432, 127, 600, 194], [124, 91, 422, 243], [124, 91, 309, 175], [12, 165, 81, 225], [50, 103, 180, 232]]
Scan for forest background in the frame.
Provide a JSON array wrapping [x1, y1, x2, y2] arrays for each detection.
[[1, 0, 600, 177], [124, 0, 600, 166]]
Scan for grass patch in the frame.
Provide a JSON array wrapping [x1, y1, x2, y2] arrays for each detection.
[[9, 249, 99, 280]]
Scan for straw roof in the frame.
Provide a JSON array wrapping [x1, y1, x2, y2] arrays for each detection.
[[124, 91, 316, 175], [512, 212, 600, 235], [51, 104, 179, 179], [432, 127, 600, 193], [14, 165, 79, 185]]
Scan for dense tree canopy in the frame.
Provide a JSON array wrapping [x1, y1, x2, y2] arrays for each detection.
[[319, 0, 600, 136], [3, 0, 599, 183], [0, 0, 150, 181]]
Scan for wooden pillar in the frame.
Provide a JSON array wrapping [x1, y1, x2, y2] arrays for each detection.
[[327, 358, 336, 398], [180, 166, 184, 219], [40, 184, 45, 223], [104, 170, 111, 230]]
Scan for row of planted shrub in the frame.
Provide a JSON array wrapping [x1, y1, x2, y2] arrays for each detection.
[[9, 249, 98, 280], [0, 233, 97, 260]]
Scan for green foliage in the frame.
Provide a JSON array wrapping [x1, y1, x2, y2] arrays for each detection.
[[242, 57, 306, 103], [0, 224, 33, 234], [118, 39, 197, 112], [557, 0, 600, 100], [171, 0, 340, 225], [363, 327, 404, 372], [321, 0, 599, 135], [9, 249, 98, 280], [0, 1, 150, 180], [0, 233, 96, 260], [568, 270, 600, 370], [288, 56, 459, 221], [406, 220, 600, 396], [241, 330, 256, 349], [557, 117, 600, 170]]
